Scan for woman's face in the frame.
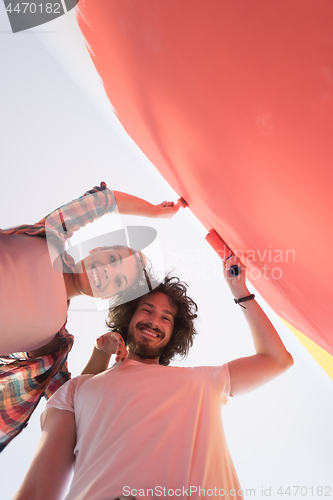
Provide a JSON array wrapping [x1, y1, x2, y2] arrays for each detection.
[[75, 246, 140, 298]]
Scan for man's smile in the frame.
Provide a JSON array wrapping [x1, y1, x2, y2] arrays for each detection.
[[137, 323, 163, 339]]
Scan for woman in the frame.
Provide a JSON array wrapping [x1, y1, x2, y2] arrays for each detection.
[[0, 182, 180, 355], [0, 182, 181, 450]]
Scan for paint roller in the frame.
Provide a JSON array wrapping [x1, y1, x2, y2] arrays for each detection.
[[178, 197, 188, 208], [205, 229, 241, 276]]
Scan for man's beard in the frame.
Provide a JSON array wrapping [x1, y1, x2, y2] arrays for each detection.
[[126, 324, 165, 360]]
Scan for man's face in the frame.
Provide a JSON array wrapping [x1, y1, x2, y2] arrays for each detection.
[[126, 292, 177, 361], [75, 246, 139, 298]]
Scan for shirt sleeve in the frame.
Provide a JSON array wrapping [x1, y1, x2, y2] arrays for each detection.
[[217, 363, 231, 406], [42, 182, 117, 240], [40, 374, 93, 429], [192, 363, 231, 406]]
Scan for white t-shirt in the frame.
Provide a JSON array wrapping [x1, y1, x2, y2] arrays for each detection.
[[42, 360, 242, 500], [0, 233, 68, 355]]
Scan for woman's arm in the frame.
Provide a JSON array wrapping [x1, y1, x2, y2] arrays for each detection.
[[113, 191, 183, 218], [43, 184, 182, 243]]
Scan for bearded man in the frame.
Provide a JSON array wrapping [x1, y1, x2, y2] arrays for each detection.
[[14, 258, 293, 500]]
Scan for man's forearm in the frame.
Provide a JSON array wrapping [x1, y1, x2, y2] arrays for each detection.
[[81, 346, 111, 375], [228, 295, 294, 396], [225, 257, 293, 396], [240, 294, 293, 364], [13, 409, 75, 500], [14, 441, 74, 500]]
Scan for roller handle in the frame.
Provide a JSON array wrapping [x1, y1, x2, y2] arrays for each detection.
[[225, 255, 241, 277], [205, 229, 241, 277], [230, 264, 241, 276]]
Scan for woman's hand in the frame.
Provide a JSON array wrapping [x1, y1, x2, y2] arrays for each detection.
[[223, 255, 250, 299], [154, 198, 185, 218], [95, 332, 128, 362]]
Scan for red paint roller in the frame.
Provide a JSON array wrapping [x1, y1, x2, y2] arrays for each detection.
[[179, 197, 188, 208], [205, 229, 241, 276]]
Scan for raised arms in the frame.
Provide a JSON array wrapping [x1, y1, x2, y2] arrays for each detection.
[[224, 256, 294, 397]]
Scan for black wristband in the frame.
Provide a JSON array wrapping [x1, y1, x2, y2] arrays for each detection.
[[234, 294, 255, 309]]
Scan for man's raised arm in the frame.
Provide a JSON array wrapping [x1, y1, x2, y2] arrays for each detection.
[[13, 408, 75, 500], [224, 256, 294, 397]]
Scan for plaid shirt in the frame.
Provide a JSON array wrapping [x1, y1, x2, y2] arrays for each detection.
[[0, 182, 116, 451]]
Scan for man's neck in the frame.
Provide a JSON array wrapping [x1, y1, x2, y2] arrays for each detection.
[[126, 350, 160, 365]]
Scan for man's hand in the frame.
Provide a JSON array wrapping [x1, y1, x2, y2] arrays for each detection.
[[96, 332, 128, 362], [223, 255, 250, 299]]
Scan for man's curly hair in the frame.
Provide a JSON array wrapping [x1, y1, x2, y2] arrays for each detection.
[[106, 276, 198, 366]]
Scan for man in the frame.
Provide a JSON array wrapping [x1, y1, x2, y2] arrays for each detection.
[[14, 257, 293, 500]]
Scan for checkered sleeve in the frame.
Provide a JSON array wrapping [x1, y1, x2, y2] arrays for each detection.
[[0, 328, 74, 452], [1, 182, 117, 243], [42, 182, 117, 240]]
